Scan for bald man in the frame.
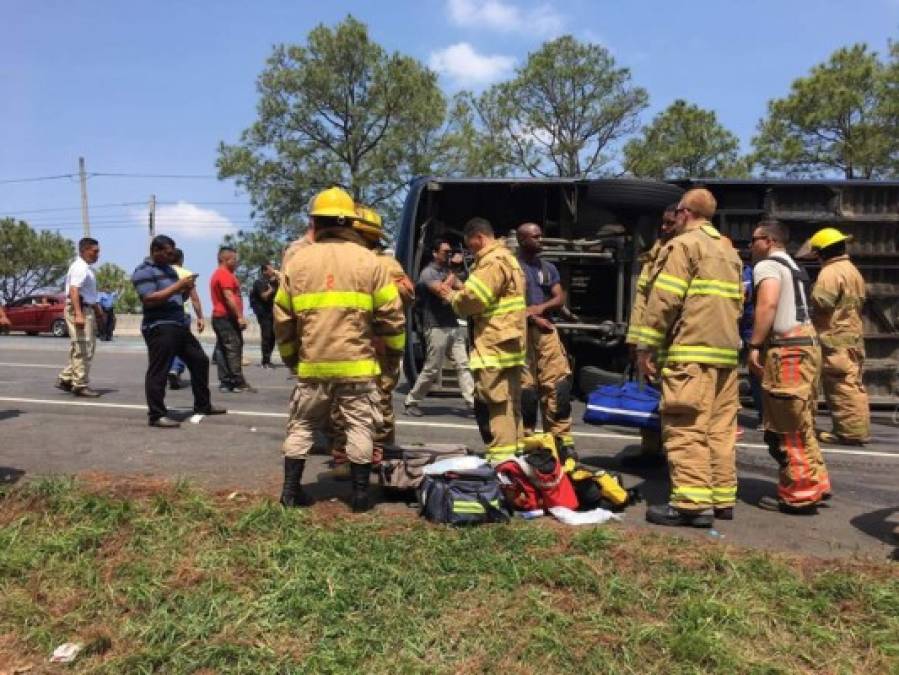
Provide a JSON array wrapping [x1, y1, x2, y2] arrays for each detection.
[[516, 222, 575, 459]]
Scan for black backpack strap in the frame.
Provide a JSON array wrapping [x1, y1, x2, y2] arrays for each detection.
[[477, 494, 511, 524], [761, 256, 811, 322]]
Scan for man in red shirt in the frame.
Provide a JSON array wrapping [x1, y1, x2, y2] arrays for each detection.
[[210, 246, 253, 393]]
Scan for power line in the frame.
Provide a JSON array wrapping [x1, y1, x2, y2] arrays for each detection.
[[0, 201, 148, 215], [0, 173, 78, 185], [89, 172, 219, 180]]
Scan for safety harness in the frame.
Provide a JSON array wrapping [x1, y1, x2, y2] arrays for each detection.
[[759, 255, 816, 348]]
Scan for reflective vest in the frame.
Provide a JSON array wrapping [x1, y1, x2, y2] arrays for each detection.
[[638, 221, 743, 368], [273, 228, 406, 381]]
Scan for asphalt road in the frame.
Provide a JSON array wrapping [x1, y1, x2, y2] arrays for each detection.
[[1, 334, 897, 561]]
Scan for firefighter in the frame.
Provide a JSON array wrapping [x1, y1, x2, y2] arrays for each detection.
[[274, 187, 405, 512], [747, 219, 830, 514], [515, 222, 575, 460], [804, 227, 870, 445], [444, 217, 527, 462], [328, 206, 415, 479], [637, 188, 743, 527], [624, 204, 677, 463]]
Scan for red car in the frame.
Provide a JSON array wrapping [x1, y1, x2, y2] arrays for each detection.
[[2, 294, 68, 337]]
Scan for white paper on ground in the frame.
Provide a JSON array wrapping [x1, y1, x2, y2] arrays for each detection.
[[548, 506, 622, 526], [189, 414, 204, 425], [422, 456, 487, 475], [50, 643, 83, 663]]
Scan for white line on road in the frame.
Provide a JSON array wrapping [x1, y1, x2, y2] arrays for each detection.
[[1, 395, 897, 459], [0, 362, 62, 369]]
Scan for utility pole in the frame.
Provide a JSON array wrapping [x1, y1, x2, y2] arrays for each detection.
[[148, 194, 156, 244], [78, 157, 90, 237]]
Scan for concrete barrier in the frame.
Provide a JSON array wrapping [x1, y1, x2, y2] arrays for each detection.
[[113, 314, 263, 343]]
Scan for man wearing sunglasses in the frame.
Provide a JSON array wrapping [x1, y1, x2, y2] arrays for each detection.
[[636, 188, 743, 528], [747, 220, 830, 514]]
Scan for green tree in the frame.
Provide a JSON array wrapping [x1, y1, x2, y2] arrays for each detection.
[[753, 44, 893, 178], [217, 15, 447, 246], [435, 91, 516, 177], [623, 99, 748, 179], [0, 218, 73, 303], [473, 36, 648, 177], [95, 262, 140, 313]]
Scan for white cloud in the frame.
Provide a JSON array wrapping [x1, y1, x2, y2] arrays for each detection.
[[132, 201, 236, 240], [429, 43, 515, 87], [447, 0, 565, 37]]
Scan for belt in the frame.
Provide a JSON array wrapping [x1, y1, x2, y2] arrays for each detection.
[[67, 300, 96, 308], [768, 336, 818, 348]]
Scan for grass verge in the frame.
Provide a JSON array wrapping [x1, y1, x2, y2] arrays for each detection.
[[0, 475, 897, 674]]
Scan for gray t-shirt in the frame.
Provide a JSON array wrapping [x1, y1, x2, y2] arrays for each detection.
[[417, 262, 460, 329], [753, 251, 810, 336]]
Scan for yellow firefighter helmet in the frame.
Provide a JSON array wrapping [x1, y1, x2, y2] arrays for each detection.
[[309, 187, 356, 220], [353, 205, 386, 242], [809, 227, 852, 251]]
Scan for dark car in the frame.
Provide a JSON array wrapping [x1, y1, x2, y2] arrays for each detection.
[[2, 293, 68, 337], [395, 177, 684, 396]]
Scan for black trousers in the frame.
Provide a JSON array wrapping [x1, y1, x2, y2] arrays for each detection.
[[212, 316, 246, 388], [143, 323, 211, 420], [257, 312, 275, 364]]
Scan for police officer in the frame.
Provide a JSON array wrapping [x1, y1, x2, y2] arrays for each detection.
[[805, 227, 870, 445], [624, 204, 677, 462], [274, 187, 405, 512], [637, 188, 743, 527], [515, 222, 575, 459], [445, 217, 527, 462], [748, 219, 830, 514]]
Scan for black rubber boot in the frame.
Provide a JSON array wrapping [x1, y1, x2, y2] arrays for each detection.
[[646, 504, 713, 528], [280, 458, 313, 508], [350, 462, 372, 513]]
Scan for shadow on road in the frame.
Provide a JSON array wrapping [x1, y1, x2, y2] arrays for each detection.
[[0, 467, 26, 485], [0, 409, 22, 421], [850, 507, 899, 560]]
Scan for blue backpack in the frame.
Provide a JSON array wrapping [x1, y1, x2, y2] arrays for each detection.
[[583, 381, 661, 431]]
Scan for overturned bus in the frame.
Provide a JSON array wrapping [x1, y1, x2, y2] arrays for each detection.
[[394, 177, 899, 407]]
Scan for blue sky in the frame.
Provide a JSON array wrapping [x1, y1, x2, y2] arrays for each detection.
[[2, 0, 898, 308]]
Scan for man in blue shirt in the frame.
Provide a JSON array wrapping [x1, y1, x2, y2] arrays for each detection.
[[97, 290, 117, 341], [516, 222, 575, 459], [131, 235, 225, 428]]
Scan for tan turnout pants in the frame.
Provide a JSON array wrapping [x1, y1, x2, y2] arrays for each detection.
[[474, 366, 523, 462], [821, 345, 870, 442], [660, 363, 739, 511], [521, 324, 573, 449], [284, 381, 381, 464], [762, 336, 831, 506], [330, 352, 399, 465], [58, 304, 96, 388]]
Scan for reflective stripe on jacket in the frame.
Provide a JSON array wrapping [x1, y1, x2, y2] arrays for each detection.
[[451, 240, 526, 370], [626, 239, 663, 345], [273, 228, 405, 381], [811, 256, 866, 350], [638, 221, 743, 368]]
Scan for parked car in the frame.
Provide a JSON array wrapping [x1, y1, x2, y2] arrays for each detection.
[[2, 293, 68, 337]]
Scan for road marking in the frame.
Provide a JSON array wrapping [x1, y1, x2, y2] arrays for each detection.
[[0, 362, 62, 369], [2, 395, 898, 459]]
